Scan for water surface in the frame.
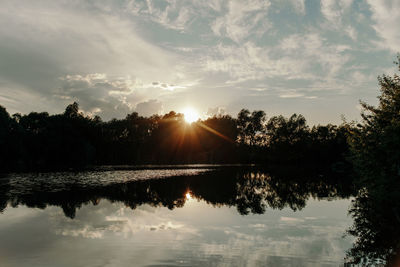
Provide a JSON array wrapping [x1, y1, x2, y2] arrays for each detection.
[[0, 167, 354, 267]]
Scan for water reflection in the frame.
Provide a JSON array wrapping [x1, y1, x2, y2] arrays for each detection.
[[0, 167, 355, 267], [346, 179, 400, 266], [1, 167, 398, 265], [0, 167, 355, 219]]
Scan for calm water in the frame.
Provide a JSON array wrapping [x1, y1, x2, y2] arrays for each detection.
[[0, 167, 354, 267]]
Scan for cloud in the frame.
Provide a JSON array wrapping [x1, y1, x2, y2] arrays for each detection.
[[58, 226, 105, 239], [278, 33, 351, 78], [135, 99, 163, 117], [280, 216, 305, 222], [344, 25, 357, 41], [287, 0, 306, 15], [150, 81, 187, 91], [320, 0, 353, 26], [206, 106, 227, 117], [279, 92, 305, 98], [320, 0, 357, 40], [128, 0, 194, 31], [56, 208, 189, 240], [128, 0, 272, 43], [60, 74, 136, 94], [0, 0, 394, 125], [58, 73, 139, 119], [206, 33, 351, 84], [211, 0, 271, 43], [366, 0, 400, 52], [205, 42, 279, 82], [0, 0, 183, 118]]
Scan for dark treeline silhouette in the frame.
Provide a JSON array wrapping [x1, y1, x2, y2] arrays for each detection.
[[344, 56, 400, 266], [0, 167, 355, 219], [0, 103, 350, 171]]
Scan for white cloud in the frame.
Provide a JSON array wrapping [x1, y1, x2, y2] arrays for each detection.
[[280, 216, 305, 222], [206, 106, 227, 117], [129, 0, 194, 31], [345, 25, 357, 41], [58, 226, 105, 239], [0, 2, 178, 79], [320, 0, 357, 40], [56, 208, 190, 240], [195, 0, 224, 12], [278, 33, 351, 78], [211, 0, 271, 43], [135, 99, 163, 116], [288, 0, 306, 15], [205, 42, 300, 82], [0, 1, 189, 119], [58, 73, 139, 119], [61, 74, 136, 95], [320, 0, 353, 26], [206, 33, 351, 84], [0, 0, 394, 125], [149, 81, 187, 91], [367, 0, 400, 52], [279, 92, 304, 98]]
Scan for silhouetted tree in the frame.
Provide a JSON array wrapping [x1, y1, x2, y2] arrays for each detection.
[[346, 56, 400, 266], [0, 106, 14, 170], [64, 102, 81, 118], [237, 109, 266, 146], [264, 114, 309, 164]]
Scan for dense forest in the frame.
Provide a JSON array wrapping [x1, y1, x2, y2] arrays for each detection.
[[0, 101, 350, 171]]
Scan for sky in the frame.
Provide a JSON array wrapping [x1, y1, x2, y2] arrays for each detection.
[[0, 0, 399, 125]]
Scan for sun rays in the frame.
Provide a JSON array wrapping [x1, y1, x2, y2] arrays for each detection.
[[182, 107, 199, 123]]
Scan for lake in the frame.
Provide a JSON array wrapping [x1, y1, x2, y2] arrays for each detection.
[[0, 167, 355, 267]]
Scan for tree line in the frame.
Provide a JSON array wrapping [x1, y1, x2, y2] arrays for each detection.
[[0, 101, 350, 171]]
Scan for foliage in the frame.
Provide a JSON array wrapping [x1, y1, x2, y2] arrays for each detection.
[[237, 109, 266, 146], [346, 56, 400, 266], [0, 101, 352, 171]]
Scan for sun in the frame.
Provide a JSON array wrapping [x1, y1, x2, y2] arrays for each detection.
[[183, 107, 199, 123]]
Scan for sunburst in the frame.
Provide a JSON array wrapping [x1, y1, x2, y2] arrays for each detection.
[[183, 107, 199, 123]]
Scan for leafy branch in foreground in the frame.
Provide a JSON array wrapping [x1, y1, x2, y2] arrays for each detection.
[[346, 55, 400, 266]]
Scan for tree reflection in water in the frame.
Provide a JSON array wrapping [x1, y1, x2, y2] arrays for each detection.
[[0, 167, 354, 219], [346, 178, 400, 266], [2, 167, 399, 265]]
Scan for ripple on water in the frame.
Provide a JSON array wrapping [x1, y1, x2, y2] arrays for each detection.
[[2, 169, 212, 195]]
